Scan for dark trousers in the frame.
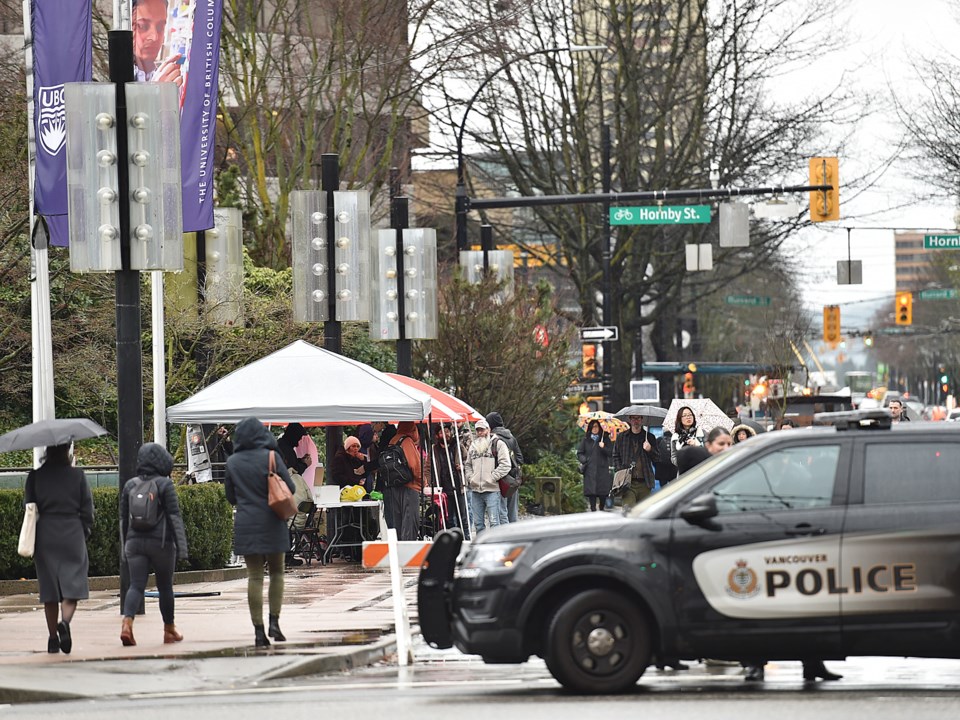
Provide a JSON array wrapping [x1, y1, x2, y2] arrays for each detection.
[[123, 537, 176, 623], [385, 485, 420, 540]]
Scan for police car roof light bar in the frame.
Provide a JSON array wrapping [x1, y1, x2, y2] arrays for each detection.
[[813, 408, 892, 430]]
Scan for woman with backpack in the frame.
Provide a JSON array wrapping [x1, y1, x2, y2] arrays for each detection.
[[225, 417, 295, 647], [384, 422, 423, 540], [118, 442, 189, 646]]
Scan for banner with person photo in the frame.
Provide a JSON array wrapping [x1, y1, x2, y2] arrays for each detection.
[[28, 0, 93, 246], [131, 0, 223, 232]]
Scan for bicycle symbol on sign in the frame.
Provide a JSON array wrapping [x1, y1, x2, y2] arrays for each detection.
[[613, 208, 634, 221]]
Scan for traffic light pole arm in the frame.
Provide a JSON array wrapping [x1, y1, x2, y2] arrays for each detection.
[[467, 183, 833, 210]]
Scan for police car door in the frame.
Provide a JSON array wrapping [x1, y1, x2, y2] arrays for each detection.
[[840, 433, 960, 657], [669, 439, 852, 659]]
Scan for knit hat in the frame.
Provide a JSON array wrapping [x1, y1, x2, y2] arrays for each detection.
[[475, 419, 489, 430], [344, 435, 361, 449]]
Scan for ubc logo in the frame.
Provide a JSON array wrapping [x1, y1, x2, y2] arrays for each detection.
[[37, 85, 66, 156]]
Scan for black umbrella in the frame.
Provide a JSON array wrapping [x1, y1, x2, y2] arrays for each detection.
[[0, 418, 109, 453], [613, 405, 668, 426]]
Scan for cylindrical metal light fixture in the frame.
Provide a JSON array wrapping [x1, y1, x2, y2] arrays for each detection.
[[125, 82, 182, 271], [290, 190, 329, 322], [65, 82, 122, 272]]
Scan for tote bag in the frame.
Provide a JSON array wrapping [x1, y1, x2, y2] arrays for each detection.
[[267, 451, 297, 520], [18, 502, 38, 558]]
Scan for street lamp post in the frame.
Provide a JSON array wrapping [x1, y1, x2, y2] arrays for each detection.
[[455, 45, 605, 252]]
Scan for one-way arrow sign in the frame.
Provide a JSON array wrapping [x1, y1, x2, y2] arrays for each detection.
[[579, 326, 619, 342]]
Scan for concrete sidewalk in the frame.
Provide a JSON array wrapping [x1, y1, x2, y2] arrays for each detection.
[[0, 562, 416, 703]]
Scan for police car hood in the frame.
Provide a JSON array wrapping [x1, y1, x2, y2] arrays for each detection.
[[474, 511, 628, 544]]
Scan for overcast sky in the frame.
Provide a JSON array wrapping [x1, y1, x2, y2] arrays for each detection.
[[794, 0, 959, 322]]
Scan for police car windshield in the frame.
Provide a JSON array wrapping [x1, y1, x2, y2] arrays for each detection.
[[627, 443, 745, 517]]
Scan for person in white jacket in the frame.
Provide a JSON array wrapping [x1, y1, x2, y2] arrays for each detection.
[[463, 419, 511, 534]]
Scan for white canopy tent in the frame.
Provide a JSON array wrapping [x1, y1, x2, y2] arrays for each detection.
[[166, 340, 432, 424]]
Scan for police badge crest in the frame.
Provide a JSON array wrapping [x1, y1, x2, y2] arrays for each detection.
[[726, 559, 761, 599], [37, 84, 66, 156]]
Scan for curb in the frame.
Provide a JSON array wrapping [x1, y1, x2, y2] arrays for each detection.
[[0, 687, 86, 704], [256, 635, 400, 682], [0, 567, 248, 597], [0, 635, 401, 704]]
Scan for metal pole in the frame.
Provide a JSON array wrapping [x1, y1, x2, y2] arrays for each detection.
[[393, 191, 412, 376], [109, 29, 143, 612], [322, 154, 342, 468], [469, 183, 834, 210], [601, 123, 612, 412], [480, 224, 493, 276]]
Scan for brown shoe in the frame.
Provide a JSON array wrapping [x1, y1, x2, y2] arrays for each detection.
[[163, 623, 183, 644], [120, 616, 136, 647]]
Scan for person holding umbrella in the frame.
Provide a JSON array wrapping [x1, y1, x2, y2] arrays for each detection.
[[611, 414, 662, 509], [577, 419, 612, 511], [24, 442, 95, 654], [670, 406, 707, 467]]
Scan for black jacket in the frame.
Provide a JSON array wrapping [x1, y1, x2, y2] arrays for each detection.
[[577, 432, 613, 496], [225, 417, 294, 555], [120, 442, 189, 559]]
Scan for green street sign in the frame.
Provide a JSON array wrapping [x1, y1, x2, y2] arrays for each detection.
[[924, 234, 960, 249], [725, 294, 771, 307], [610, 205, 711, 225], [919, 288, 958, 300]]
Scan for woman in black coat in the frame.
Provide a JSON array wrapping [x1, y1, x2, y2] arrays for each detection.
[[225, 417, 295, 647], [118, 443, 189, 647], [24, 443, 94, 654], [577, 420, 613, 511]]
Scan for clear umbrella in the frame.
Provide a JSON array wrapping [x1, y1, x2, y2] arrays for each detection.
[[663, 399, 734, 434]]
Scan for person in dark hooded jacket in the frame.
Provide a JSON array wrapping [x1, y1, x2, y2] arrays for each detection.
[[386, 422, 423, 540], [225, 417, 295, 647], [486, 412, 524, 524], [119, 442, 189, 647]]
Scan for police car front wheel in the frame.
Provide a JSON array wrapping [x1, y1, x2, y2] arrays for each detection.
[[544, 589, 651, 694]]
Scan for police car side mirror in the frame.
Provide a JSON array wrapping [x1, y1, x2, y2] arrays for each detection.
[[680, 493, 719, 524]]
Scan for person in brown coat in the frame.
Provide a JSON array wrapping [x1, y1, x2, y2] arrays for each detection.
[[385, 422, 423, 540]]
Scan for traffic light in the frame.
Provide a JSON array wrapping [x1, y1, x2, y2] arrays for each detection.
[[581, 343, 598, 379], [823, 305, 841, 345], [584, 396, 602, 413], [809, 156, 840, 222], [895, 291, 912, 326], [683, 372, 695, 397]]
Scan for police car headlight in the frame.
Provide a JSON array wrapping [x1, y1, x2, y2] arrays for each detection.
[[459, 543, 529, 576]]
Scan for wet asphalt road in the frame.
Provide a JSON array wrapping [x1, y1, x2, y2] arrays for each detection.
[[4, 644, 960, 720]]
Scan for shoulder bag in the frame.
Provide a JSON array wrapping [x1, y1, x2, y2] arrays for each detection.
[[18, 502, 38, 558], [267, 451, 298, 520]]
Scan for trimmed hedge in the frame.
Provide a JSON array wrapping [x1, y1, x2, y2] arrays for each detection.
[[0, 483, 233, 580]]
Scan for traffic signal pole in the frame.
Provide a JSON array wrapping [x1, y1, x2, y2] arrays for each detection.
[[466, 182, 834, 211], [601, 123, 613, 411]]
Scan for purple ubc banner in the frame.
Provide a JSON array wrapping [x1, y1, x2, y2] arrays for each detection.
[[132, 0, 223, 232], [31, 0, 93, 247]]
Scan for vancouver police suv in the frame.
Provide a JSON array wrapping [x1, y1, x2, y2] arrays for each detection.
[[418, 410, 960, 694]]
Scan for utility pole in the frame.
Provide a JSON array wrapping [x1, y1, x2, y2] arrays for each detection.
[[390, 168, 412, 376], [321, 154, 343, 465]]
